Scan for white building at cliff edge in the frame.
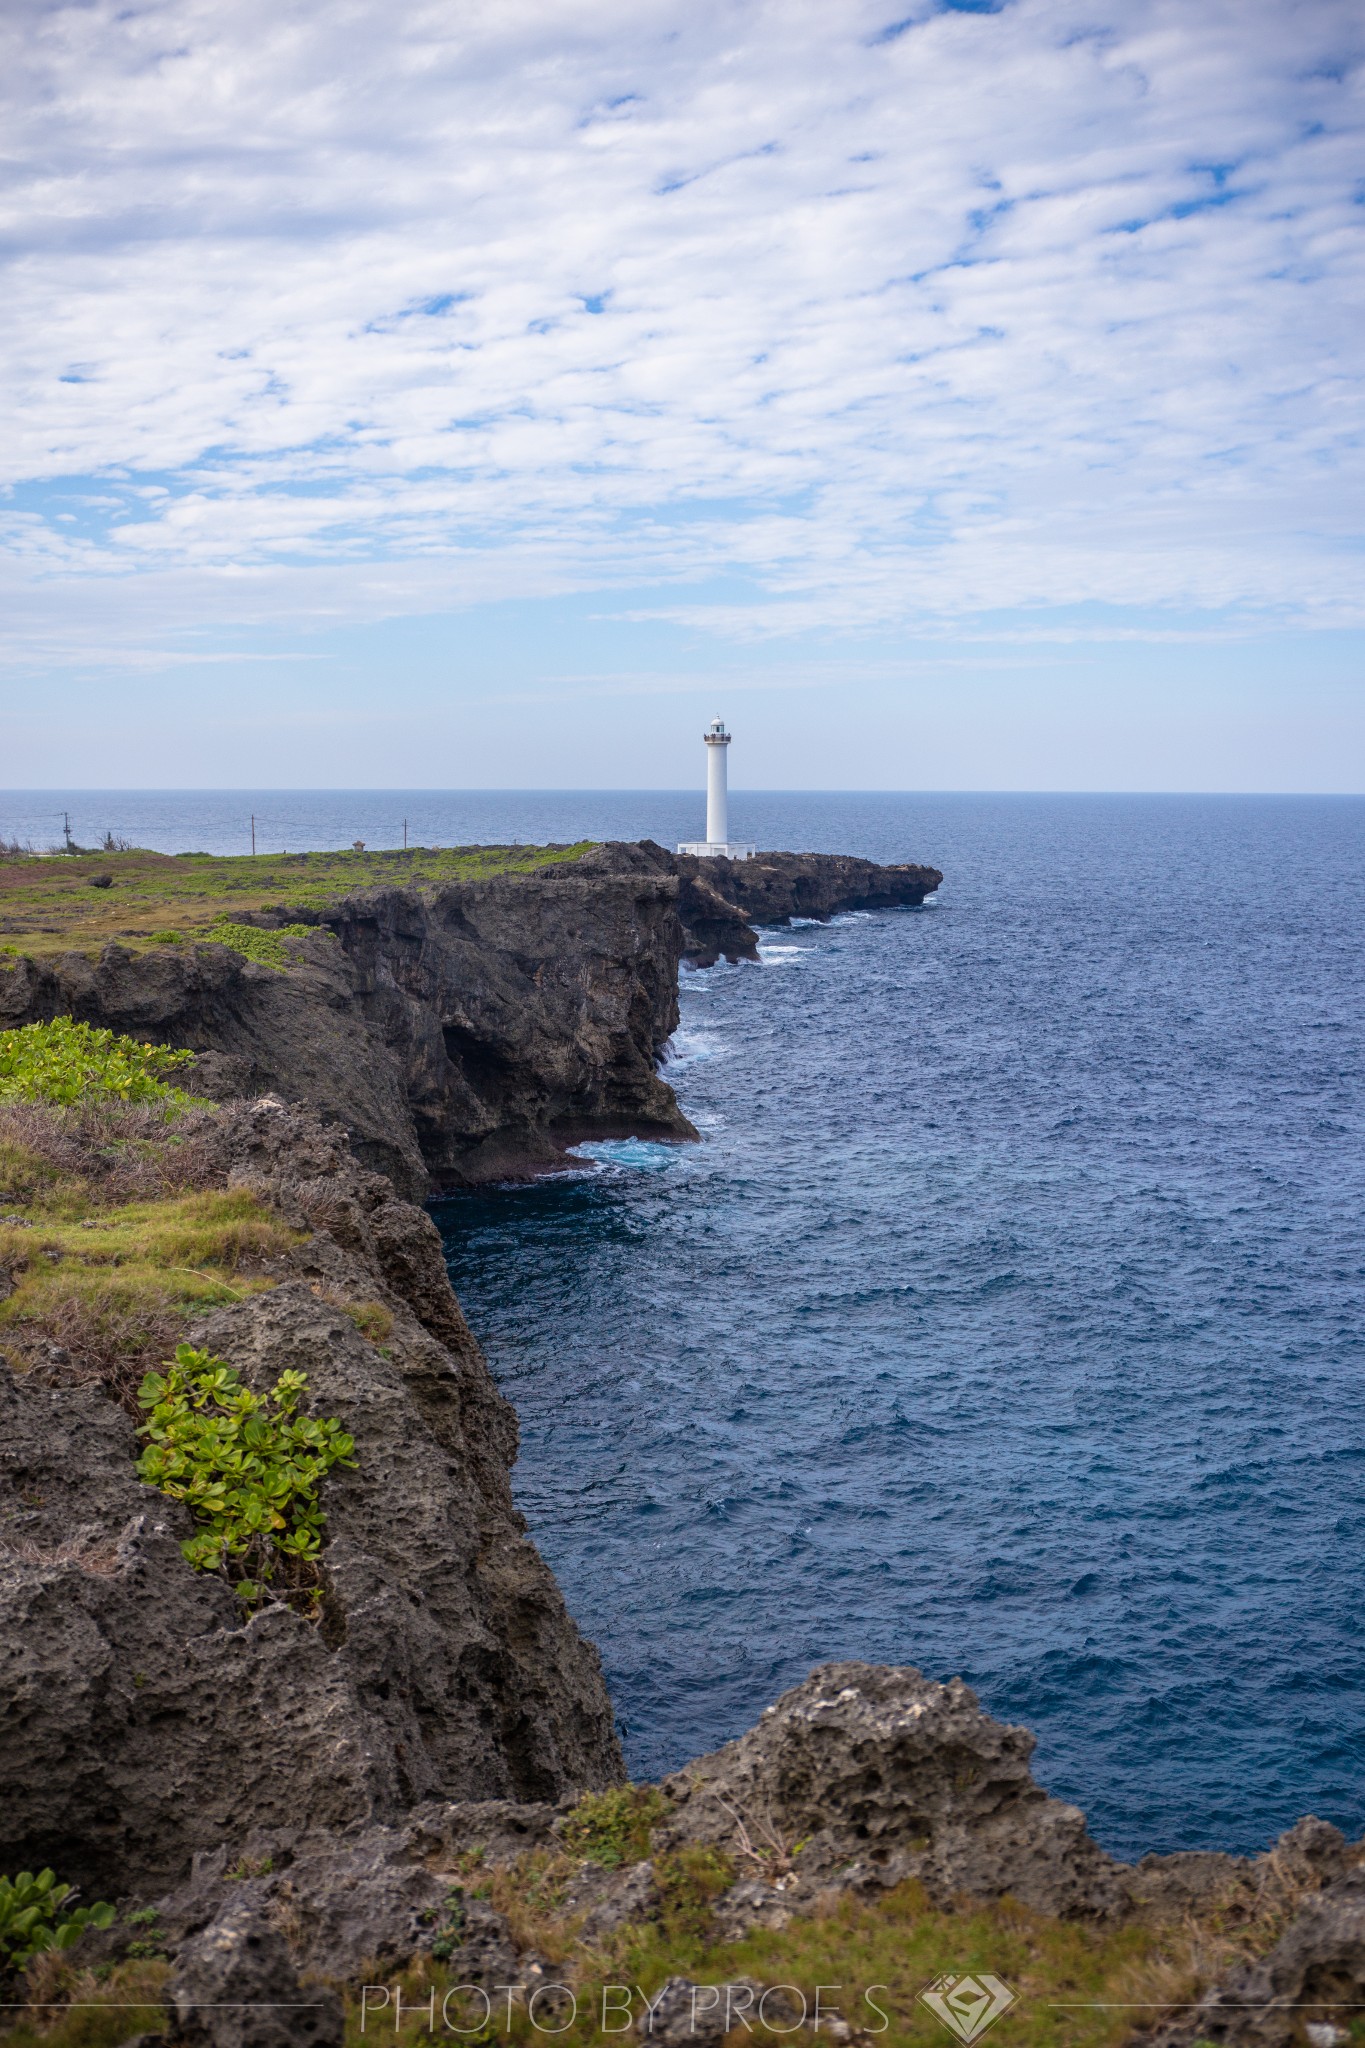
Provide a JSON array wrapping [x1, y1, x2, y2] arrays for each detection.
[[677, 718, 756, 859]]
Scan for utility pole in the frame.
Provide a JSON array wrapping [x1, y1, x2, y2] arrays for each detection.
[[61, 811, 73, 851], [251, 814, 256, 856], [403, 818, 408, 849]]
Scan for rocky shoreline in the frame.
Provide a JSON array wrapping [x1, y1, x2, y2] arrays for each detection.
[[2, 840, 1361, 2048]]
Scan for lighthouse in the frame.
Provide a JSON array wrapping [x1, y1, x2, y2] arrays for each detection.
[[678, 718, 755, 860], [705, 716, 730, 845]]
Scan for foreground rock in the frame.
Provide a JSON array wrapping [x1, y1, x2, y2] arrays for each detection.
[[164, 1896, 343, 2048], [63, 1657, 1359, 2048], [0, 1102, 622, 1898], [0, 842, 941, 1191], [658, 1660, 1129, 1920]]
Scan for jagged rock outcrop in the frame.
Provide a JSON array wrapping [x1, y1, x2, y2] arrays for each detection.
[[0, 842, 941, 1191], [0, 1102, 622, 1899], [658, 1660, 1128, 1920]]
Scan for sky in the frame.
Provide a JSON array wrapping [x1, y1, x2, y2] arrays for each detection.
[[2, 0, 1363, 791]]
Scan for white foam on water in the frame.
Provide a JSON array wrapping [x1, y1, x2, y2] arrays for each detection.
[[567, 1137, 683, 1173], [663, 1029, 719, 1070]]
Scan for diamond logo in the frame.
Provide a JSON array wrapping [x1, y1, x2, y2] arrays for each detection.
[[917, 1973, 1016, 2043]]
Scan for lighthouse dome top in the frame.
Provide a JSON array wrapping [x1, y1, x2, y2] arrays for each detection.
[[704, 717, 731, 744]]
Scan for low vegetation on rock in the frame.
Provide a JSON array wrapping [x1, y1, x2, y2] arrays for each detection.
[[0, 1870, 114, 1977], [0, 1089, 296, 1403], [560, 1785, 670, 1868], [0, 1018, 197, 1107], [136, 1345, 355, 1608], [203, 920, 321, 970]]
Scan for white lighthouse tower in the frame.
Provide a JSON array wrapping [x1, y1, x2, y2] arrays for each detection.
[[678, 718, 755, 859]]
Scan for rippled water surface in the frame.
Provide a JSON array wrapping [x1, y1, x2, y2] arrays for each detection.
[[432, 794, 1365, 1860], [9, 788, 1361, 1856]]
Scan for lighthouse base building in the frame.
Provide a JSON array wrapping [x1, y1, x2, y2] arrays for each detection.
[[678, 717, 756, 860]]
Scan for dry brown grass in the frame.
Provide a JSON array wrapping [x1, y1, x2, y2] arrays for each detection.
[[0, 1097, 225, 1211]]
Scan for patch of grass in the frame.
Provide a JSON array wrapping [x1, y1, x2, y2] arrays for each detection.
[[342, 1299, 394, 1345], [0, 1186, 300, 1406], [0, 843, 598, 960], [0, 1021, 197, 1108], [650, 1844, 735, 1948], [0, 1098, 224, 1211], [0, 1957, 169, 2045], [335, 1877, 1254, 2047], [561, 1785, 670, 1869]]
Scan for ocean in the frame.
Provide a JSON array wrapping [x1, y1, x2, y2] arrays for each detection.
[[8, 789, 1363, 1858]]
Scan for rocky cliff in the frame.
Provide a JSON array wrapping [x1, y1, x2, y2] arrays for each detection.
[[0, 842, 941, 1193], [0, 1101, 623, 1899]]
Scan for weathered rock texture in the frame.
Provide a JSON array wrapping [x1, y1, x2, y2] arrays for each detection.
[[0, 842, 941, 1193], [658, 1659, 1129, 1920], [164, 1896, 343, 2048], [0, 1102, 622, 1898], [17, 1645, 1360, 2048]]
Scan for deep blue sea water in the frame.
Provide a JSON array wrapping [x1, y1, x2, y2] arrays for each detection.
[[8, 790, 1363, 1859]]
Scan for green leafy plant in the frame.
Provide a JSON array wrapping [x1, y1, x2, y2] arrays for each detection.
[[147, 929, 183, 945], [429, 1890, 467, 1962], [136, 1344, 356, 1608], [0, 1870, 114, 1973], [203, 922, 317, 970], [0, 1019, 195, 1108], [560, 1785, 670, 1869]]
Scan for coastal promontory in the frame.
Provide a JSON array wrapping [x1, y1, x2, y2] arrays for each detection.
[[0, 839, 941, 1192]]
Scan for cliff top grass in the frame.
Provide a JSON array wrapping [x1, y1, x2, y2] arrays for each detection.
[[0, 1122, 300, 1404], [0, 841, 597, 961]]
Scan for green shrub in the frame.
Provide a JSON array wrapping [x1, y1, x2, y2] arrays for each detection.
[[560, 1785, 670, 1868], [652, 1843, 735, 1944], [0, 1869, 114, 1974], [147, 929, 183, 945], [203, 922, 317, 970], [0, 1019, 195, 1107], [136, 1344, 356, 1607]]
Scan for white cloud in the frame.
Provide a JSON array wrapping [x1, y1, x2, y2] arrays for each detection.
[[1, 0, 1363, 655]]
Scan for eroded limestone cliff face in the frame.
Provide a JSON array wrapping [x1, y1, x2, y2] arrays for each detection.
[[0, 1102, 623, 1898], [0, 841, 941, 1192]]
